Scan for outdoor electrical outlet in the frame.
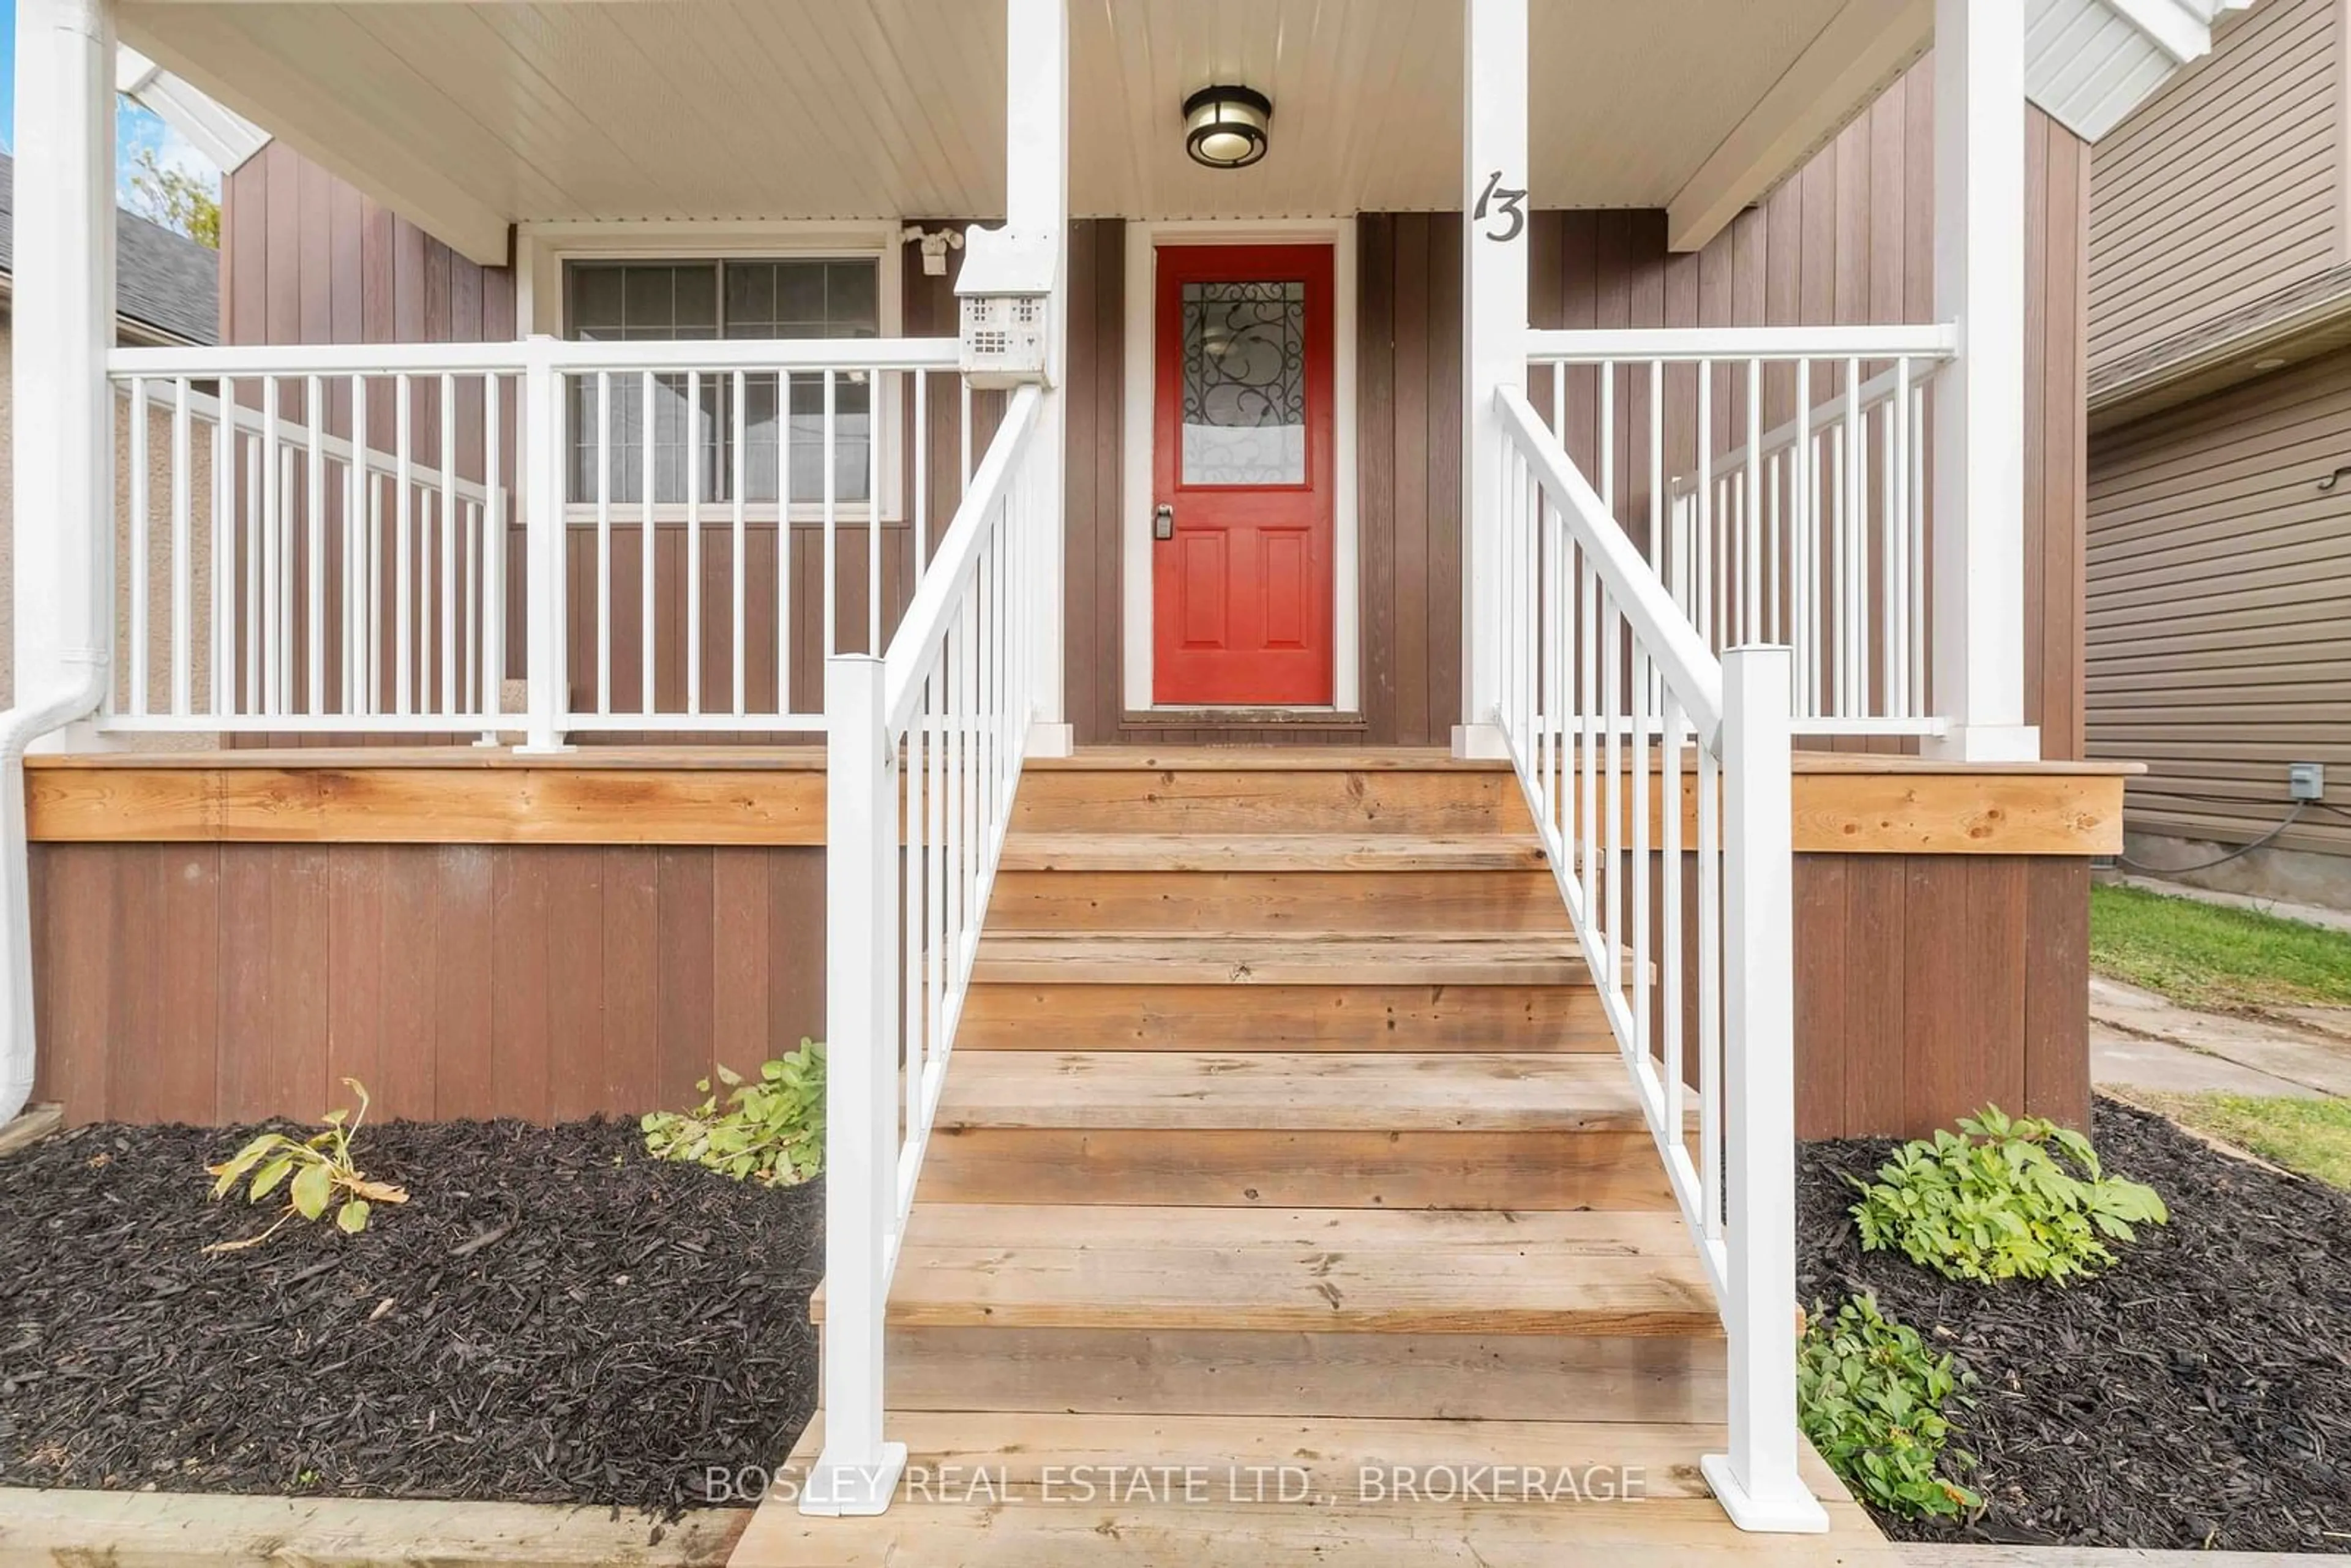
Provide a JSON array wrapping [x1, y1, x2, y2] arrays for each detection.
[[2290, 762, 2326, 802]]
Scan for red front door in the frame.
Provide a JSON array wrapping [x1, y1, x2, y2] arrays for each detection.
[[1152, 244, 1335, 706]]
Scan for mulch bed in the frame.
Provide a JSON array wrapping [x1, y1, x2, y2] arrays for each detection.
[[1801, 1096, 2351, 1553], [0, 1118, 821, 1517]]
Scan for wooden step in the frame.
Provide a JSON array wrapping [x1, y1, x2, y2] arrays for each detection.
[[818, 1205, 1719, 1337], [920, 1051, 1672, 1208], [970, 932, 1594, 986], [1026, 748, 1519, 771], [918, 1123, 1674, 1209], [738, 1413, 1890, 1567], [988, 865, 1571, 935], [786, 1408, 1723, 1498], [831, 1205, 1725, 1422], [997, 833, 1551, 872], [937, 1051, 1650, 1133], [882, 1322, 1724, 1423], [1011, 765, 1532, 836], [958, 981, 1613, 1052]]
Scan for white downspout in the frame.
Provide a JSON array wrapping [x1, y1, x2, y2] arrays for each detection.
[[0, 0, 119, 1122], [0, 676, 108, 1120]]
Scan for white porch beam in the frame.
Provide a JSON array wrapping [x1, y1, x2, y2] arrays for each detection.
[[1927, 0, 2038, 762], [1665, 0, 1932, 254], [1457, 0, 1526, 760], [115, 16, 508, 263], [1005, 0, 1072, 757]]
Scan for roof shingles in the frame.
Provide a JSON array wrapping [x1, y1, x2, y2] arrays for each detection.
[[0, 151, 219, 347]]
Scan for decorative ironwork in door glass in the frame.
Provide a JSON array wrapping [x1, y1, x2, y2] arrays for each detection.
[[1180, 280, 1307, 486]]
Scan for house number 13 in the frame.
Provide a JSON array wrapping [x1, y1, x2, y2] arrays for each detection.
[[1475, 170, 1527, 242]]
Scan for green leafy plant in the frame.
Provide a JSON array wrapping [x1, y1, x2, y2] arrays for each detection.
[[205, 1079, 408, 1251], [125, 146, 221, 249], [642, 1041, 826, 1186], [1850, 1105, 2168, 1285], [1799, 1294, 1980, 1519]]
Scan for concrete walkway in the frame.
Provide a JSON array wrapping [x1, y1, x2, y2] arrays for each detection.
[[2091, 977, 2351, 1100], [2108, 872, 2351, 937]]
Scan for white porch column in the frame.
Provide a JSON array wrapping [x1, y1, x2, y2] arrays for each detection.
[[1456, 0, 1528, 759], [12, 0, 118, 743], [1006, 0, 1073, 758], [1927, 0, 2038, 762]]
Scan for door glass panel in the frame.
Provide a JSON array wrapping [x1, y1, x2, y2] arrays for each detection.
[[1180, 279, 1307, 486]]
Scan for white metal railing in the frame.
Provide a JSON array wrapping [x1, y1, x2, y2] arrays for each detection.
[[103, 336, 966, 739], [1494, 384, 1825, 1534], [534, 338, 968, 738], [109, 347, 514, 732], [801, 383, 1049, 1517], [1526, 326, 1956, 736]]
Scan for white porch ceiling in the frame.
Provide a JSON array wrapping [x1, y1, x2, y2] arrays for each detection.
[[122, 0, 1880, 257]]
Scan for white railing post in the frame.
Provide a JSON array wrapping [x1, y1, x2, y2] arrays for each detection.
[[1004, 0, 1072, 758], [801, 652, 908, 1517], [1457, 0, 1528, 759], [1927, 0, 2037, 763], [519, 336, 569, 752], [1703, 644, 1826, 1534], [12, 0, 118, 754]]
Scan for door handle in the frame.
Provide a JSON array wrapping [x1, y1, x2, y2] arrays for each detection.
[[1153, 504, 1176, 541]]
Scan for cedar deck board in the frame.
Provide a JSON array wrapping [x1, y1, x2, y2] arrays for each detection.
[[969, 932, 1597, 987], [997, 833, 1551, 871], [915, 1126, 1676, 1210], [936, 1051, 1657, 1133], [816, 1204, 1720, 1337], [956, 980, 1612, 1051], [880, 1324, 1725, 1424], [26, 751, 2129, 855]]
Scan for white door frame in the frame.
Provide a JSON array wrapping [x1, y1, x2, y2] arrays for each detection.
[[1120, 218, 1359, 713]]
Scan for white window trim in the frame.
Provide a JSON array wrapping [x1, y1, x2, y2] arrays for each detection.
[[1121, 218, 1360, 714], [516, 220, 914, 526]]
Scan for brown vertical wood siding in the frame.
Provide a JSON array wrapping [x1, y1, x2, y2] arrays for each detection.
[[1062, 69, 2088, 757], [1794, 854, 2090, 1138], [29, 841, 825, 1125], [2087, 0, 2345, 373], [28, 832, 2086, 1134], [226, 75, 2088, 762], [223, 148, 999, 745]]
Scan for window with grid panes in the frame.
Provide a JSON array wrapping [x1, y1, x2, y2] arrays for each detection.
[[563, 258, 883, 508]]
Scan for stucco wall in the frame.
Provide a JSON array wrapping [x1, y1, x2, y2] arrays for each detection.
[[0, 309, 219, 737]]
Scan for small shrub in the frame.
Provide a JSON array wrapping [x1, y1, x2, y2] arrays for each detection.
[[1799, 1294, 1980, 1519], [1849, 1105, 2168, 1285], [642, 1041, 825, 1186], [205, 1078, 408, 1251]]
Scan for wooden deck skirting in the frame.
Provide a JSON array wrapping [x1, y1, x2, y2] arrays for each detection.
[[23, 747, 2135, 854], [24, 746, 2103, 1132]]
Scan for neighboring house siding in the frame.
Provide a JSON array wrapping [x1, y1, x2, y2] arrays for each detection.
[[2087, 0, 2343, 370], [2087, 349, 2351, 857]]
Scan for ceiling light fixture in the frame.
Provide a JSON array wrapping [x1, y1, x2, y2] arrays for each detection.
[[1183, 84, 1272, 170]]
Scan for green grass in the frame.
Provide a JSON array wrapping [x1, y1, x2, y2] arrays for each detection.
[[2088, 883, 2351, 1012], [2132, 1091, 2351, 1191]]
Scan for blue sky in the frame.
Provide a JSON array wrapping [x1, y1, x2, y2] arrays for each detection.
[[0, 0, 225, 216]]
